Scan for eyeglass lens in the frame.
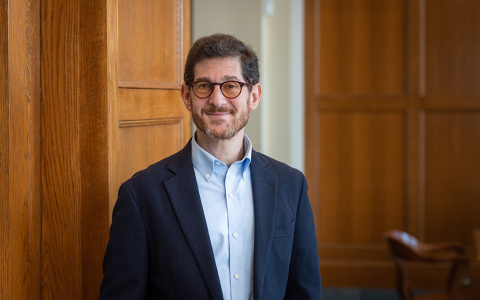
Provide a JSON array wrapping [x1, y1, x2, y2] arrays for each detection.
[[193, 81, 243, 99]]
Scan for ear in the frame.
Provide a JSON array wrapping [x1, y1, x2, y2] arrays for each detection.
[[248, 83, 262, 111], [181, 83, 192, 111]]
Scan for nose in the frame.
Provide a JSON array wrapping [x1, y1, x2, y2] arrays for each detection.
[[208, 85, 227, 107]]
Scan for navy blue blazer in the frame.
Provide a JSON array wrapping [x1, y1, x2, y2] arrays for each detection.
[[100, 140, 321, 299]]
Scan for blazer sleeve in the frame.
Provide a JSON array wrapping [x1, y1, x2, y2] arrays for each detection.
[[100, 183, 149, 300], [284, 175, 322, 299]]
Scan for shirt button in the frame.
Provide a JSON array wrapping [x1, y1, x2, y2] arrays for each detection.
[[215, 161, 221, 166], [233, 232, 239, 238], [205, 173, 210, 178], [228, 193, 233, 198], [234, 273, 240, 279]]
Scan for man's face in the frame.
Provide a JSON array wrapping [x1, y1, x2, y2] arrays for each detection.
[[181, 57, 261, 141]]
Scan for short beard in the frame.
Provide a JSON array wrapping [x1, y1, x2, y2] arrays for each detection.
[[192, 99, 250, 140]]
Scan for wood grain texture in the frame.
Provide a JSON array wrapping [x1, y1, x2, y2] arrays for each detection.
[[318, 0, 406, 96], [306, 3, 409, 288], [306, 0, 480, 289], [118, 122, 182, 184], [0, 1, 9, 298], [2, 0, 190, 298], [117, 0, 184, 88], [424, 112, 480, 243], [41, 0, 109, 298], [107, 0, 120, 225], [118, 88, 187, 121], [316, 112, 405, 245], [1, 0, 41, 299], [110, 0, 191, 215], [424, 0, 480, 96], [181, 0, 191, 144]]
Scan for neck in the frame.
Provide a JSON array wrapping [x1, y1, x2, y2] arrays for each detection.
[[195, 130, 245, 167]]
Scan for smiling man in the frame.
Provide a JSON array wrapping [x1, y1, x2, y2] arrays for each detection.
[[100, 33, 322, 300]]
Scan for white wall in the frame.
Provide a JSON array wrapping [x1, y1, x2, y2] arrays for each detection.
[[192, 0, 304, 171]]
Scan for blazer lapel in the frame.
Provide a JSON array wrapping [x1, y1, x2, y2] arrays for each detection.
[[164, 141, 223, 300], [250, 151, 278, 300]]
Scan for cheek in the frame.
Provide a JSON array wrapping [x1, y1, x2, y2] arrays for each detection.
[[191, 101, 204, 114]]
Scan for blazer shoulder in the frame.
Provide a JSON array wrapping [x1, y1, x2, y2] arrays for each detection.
[[253, 151, 304, 177], [252, 150, 306, 187]]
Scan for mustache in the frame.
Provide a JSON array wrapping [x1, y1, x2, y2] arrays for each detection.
[[201, 106, 236, 114]]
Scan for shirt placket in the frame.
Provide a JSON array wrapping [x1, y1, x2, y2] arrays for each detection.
[[225, 162, 244, 300]]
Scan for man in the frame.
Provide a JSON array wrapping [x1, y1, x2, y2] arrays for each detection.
[[100, 33, 321, 299]]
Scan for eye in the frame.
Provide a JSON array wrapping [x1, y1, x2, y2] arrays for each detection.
[[224, 82, 239, 89], [194, 82, 212, 90]]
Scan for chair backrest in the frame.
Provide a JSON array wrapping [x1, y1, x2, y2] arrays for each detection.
[[384, 230, 471, 300], [385, 230, 425, 261]]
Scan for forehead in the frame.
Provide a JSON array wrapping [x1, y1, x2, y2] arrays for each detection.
[[193, 57, 243, 81]]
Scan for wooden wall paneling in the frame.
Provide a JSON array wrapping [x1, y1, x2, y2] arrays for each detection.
[[418, 0, 480, 288], [319, 0, 406, 96], [0, 1, 9, 296], [117, 89, 187, 121], [77, 1, 110, 298], [41, 0, 109, 298], [306, 0, 480, 289], [1, 0, 190, 298], [317, 112, 405, 245], [117, 0, 184, 89], [405, 0, 421, 238], [314, 110, 406, 288], [424, 0, 480, 96], [424, 112, 480, 243], [107, 0, 120, 221], [112, 0, 191, 210], [306, 0, 411, 288], [182, 1, 192, 143], [421, 0, 480, 247], [0, 0, 41, 299], [118, 122, 182, 185], [421, 0, 480, 279]]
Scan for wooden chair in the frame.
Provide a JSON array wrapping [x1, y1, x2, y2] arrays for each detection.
[[385, 230, 472, 300]]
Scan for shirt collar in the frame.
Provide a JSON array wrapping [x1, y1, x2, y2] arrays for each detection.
[[191, 132, 253, 181]]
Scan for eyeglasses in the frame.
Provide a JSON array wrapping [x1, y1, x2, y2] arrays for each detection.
[[189, 81, 249, 99]]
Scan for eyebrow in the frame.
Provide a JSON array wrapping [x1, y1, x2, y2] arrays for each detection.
[[194, 75, 243, 82]]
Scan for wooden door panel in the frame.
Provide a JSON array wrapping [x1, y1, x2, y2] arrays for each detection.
[[306, 0, 480, 289], [424, 112, 480, 243], [111, 0, 191, 214], [118, 123, 181, 184], [117, 0, 184, 88], [319, 0, 406, 96], [425, 0, 480, 96], [118, 89, 187, 121], [316, 112, 405, 245]]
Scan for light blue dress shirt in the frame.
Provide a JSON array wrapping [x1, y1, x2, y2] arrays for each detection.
[[192, 134, 255, 300]]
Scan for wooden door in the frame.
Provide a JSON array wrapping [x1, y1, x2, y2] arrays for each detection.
[[305, 0, 480, 289], [109, 0, 191, 213], [2, 0, 190, 299], [38, 0, 191, 299]]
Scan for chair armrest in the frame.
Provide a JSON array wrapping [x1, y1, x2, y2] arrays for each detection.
[[421, 252, 470, 264], [421, 242, 466, 254]]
